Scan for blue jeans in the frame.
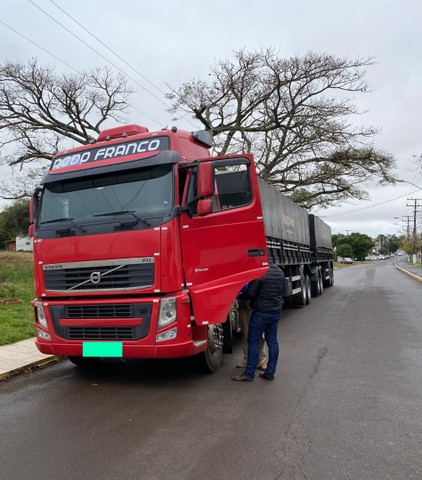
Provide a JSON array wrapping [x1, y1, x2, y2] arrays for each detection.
[[245, 310, 281, 379]]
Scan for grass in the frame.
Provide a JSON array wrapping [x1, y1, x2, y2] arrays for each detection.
[[0, 252, 35, 345]]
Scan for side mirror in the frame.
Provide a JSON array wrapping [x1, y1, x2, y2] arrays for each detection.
[[197, 162, 214, 198], [197, 198, 213, 216], [29, 195, 35, 225], [29, 187, 41, 236]]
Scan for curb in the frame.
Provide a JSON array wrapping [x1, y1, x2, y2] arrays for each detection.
[[394, 263, 422, 283], [0, 356, 62, 382]]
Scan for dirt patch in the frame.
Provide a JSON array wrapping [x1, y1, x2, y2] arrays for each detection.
[[0, 298, 22, 304], [0, 252, 33, 267]]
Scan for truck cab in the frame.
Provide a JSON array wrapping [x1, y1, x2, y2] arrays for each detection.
[[30, 124, 268, 372]]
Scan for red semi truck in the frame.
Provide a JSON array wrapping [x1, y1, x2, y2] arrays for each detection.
[[29, 123, 333, 372]]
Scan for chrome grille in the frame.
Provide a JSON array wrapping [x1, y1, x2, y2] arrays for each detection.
[[43, 257, 154, 292]]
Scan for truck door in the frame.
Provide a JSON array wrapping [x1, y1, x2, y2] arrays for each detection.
[[180, 155, 268, 326]]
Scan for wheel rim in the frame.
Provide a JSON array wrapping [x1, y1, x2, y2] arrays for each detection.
[[207, 324, 224, 356]]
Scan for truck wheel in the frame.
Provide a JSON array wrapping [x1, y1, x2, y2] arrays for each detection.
[[68, 356, 100, 367], [324, 267, 334, 287], [293, 276, 307, 307], [305, 275, 311, 305], [318, 270, 324, 295], [197, 324, 224, 373]]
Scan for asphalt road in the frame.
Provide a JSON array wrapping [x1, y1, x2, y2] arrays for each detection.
[[1, 260, 421, 480]]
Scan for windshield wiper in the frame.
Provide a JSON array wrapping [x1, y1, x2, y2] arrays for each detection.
[[93, 210, 151, 227], [41, 217, 75, 224], [40, 217, 86, 232]]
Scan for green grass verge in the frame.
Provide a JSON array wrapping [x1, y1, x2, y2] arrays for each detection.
[[0, 252, 35, 345]]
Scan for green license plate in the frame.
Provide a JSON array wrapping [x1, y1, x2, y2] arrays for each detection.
[[82, 342, 123, 357]]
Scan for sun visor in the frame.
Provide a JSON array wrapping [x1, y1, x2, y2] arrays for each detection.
[[41, 150, 181, 185]]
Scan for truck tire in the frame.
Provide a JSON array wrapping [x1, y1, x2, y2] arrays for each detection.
[[293, 275, 307, 307], [324, 267, 334, 287], [312, 269, 323, 296], [305, 275, 311, 305], [318, 269, 324, 295], [197, 324, 224, 373]]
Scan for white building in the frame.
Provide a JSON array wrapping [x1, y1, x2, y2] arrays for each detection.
[[16, 236, 33, 252]]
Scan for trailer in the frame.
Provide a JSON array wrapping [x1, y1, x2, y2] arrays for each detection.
[[258, 179, 334, 307]]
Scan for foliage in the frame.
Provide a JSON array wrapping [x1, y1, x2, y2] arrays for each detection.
[[333, 232, 374, 261], [0, 59, 132, 200], [386, 235, 401, 254], [400, 234, 422, 256], [0, 199, 30, 249], [336, 243, 354, 258], [168, 48, 396, 208], [0, 252, 34, 345]]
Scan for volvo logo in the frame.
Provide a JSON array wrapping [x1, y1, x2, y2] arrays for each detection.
[[90, 271, 102, 284]]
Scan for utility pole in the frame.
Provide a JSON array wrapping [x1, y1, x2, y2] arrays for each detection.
[[406, 198, 422, 264], [402, 215, 412, 241]]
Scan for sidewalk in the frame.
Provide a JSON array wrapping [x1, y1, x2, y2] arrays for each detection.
[[0, 338, 60, 381], [394, 258, 422, 283], [1, 260, 421, 382]]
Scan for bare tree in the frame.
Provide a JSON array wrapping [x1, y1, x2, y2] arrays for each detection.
[[0, 59, 132, 199], [167, 49, 396, 208]]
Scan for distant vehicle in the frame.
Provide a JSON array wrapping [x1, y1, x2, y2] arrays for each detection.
[[365, 255, 386, 261], [340, 257, 354, 264]]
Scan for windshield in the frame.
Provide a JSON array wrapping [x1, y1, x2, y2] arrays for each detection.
[[39, 164, 173, 230]]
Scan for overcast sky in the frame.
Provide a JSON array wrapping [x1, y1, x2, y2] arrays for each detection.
[[1, 0, 422, 237]]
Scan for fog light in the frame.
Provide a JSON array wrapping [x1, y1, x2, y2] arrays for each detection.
[[35, 301, 48, 329], [37, 328, 51, 341], [158, 297, 177, 329], [156, 327, 177, 342]]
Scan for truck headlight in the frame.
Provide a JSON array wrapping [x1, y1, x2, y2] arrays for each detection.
[[35, 301, 48, 329], [158, 297, 177, 329]]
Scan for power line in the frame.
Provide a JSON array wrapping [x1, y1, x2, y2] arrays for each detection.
[[27, 0, 168, 109], [49, 0, 168, 98], [39, 0, 198, 129], [0, 19, 161, 127], [0, 18, 81, 74], [323, 190, 415, 218]]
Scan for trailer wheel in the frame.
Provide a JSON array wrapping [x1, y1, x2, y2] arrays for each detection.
[[318, 269, 324, 295], [313, 269, 323, 296], [197, 324, 224, 373], [324, 267, 334, 287], [293, 275, 307, 307], [311, 269, 322, 296], [305, 275, 311, 305]]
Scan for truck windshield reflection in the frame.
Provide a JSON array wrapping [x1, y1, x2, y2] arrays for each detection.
[[39, 164, 173, 229]]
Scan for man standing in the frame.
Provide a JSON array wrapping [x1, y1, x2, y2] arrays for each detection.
[[231, 263, 285, 382], [236, 294, 267, 370]]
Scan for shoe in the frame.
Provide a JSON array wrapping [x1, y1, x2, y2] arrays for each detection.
[[231, 373, 253, 382], [259, 372, 274, 381], [258, 363, 267, 371], [236, 359, 247, 368]]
